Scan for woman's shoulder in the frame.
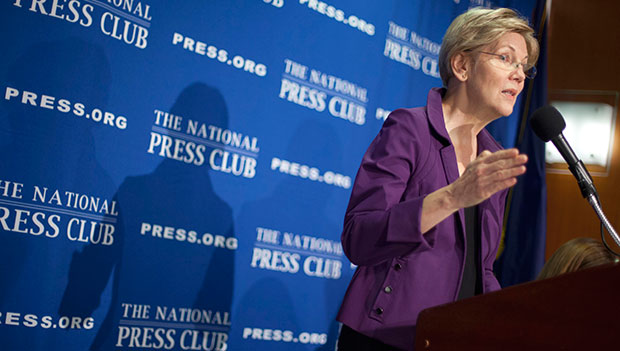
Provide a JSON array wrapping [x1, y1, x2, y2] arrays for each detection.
[[383, 106, 430, 132], [370, 106, 432, 153]]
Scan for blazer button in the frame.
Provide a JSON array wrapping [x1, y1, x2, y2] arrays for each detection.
[[384, 286, 392, 294], [394, 263, 402, 271], [375, 307, 384, 315]]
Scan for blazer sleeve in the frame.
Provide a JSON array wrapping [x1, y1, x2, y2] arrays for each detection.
[[342, 109, 435, 266]]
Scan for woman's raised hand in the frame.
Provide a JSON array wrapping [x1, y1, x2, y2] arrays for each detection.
[[447, 148, 527, 209]]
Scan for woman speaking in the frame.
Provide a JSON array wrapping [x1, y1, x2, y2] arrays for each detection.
[[336, 7, 539, 351]]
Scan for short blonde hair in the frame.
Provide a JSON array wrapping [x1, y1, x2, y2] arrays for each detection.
[[537, 237, 616, 280], [438, 7, 540, 87]]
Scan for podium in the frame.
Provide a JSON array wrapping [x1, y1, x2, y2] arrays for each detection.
[[415, 263, 620, 350]]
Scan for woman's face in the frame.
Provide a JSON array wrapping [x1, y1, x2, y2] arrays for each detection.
[[467, 32, 528, 118]]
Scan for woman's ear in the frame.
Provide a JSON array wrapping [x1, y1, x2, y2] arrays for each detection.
[[451, 52, 471, 82]]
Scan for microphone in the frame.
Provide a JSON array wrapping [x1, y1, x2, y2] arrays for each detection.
[[530, 105, 597, 198], [532, 105, 620, 252]]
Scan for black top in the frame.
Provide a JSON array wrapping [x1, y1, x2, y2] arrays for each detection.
[[337, 324, 406, 351], [457, 205, 482, 300]]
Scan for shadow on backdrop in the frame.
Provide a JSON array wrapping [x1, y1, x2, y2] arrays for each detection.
[[60, 83, 236, 351]]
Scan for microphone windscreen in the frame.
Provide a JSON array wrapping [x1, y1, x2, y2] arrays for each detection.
[[530, 105, 566, 142]]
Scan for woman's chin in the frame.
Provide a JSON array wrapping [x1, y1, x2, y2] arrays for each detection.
[[499, 105, 515, 117]]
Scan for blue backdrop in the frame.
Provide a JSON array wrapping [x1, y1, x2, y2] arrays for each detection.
[[0, 1, 540, 350]]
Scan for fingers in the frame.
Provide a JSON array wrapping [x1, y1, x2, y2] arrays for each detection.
[[489, 175, 520, 196], [487, 167, 523, 186], [478, 148, 523, 164], [473, 148, 528, 175]]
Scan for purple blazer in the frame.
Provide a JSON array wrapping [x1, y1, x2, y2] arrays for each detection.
[[336, 88, 508, 350]]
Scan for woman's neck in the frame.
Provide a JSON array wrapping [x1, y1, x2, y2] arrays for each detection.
[[441, 88, 484, 175]]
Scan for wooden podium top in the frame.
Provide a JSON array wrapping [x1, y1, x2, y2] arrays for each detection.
[[415, 263, 620, 350]]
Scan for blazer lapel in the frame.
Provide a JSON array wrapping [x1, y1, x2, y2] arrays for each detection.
[[440, 144, 466, 242]]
